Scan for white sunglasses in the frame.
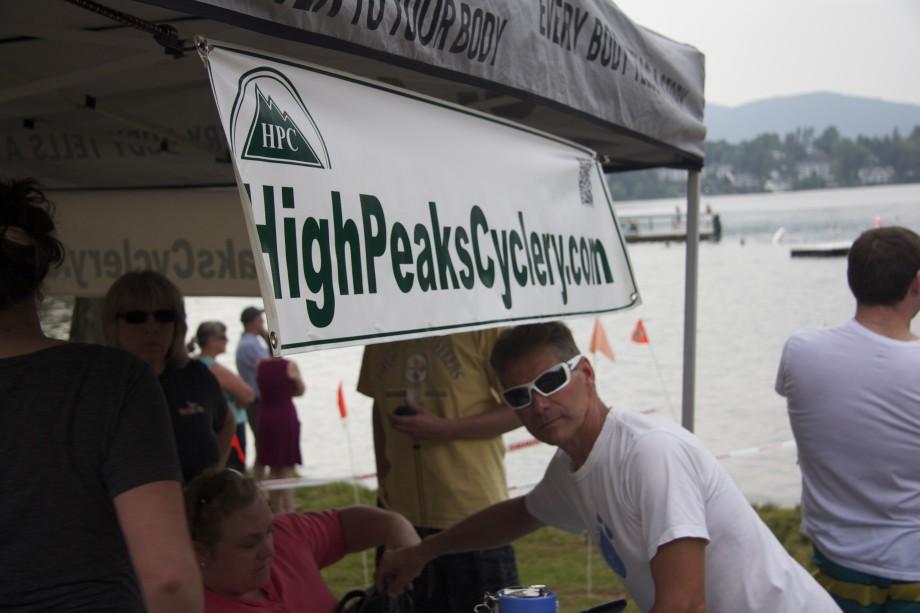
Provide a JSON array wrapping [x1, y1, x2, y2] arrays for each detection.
[[501, 355, 584, 410]]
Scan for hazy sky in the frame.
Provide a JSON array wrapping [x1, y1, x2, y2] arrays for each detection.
[[614, 0, 920, 108]]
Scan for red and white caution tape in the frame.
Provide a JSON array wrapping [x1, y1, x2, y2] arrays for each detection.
[[503, 408, 656, 453], [507, 438, 542, 452], [259, 432, 796, 491], [714, 439, 796, 460], [259, 472, 377, 491]]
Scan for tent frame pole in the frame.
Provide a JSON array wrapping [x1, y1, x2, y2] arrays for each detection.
[[681, 170, 701, 431]]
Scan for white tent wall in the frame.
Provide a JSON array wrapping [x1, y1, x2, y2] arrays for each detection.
[[45, 188, 258, 297], [1, 0, 705, 429]]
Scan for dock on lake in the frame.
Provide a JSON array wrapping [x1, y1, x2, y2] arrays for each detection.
[[619, 212, 722, 244]]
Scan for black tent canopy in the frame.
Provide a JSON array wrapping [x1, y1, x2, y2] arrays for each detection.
[[0, 0, 706, 429]]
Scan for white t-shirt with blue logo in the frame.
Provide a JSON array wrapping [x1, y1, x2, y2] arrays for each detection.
[[525, 410, 838, 612]]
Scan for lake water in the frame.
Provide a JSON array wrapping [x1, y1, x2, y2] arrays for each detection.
[[48, 183, 920, 507]]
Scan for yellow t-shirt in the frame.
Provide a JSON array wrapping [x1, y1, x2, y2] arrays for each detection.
[[357, 329, 508, 528]]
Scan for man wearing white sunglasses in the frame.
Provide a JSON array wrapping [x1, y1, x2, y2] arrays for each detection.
[[376, 322, 839, 612]]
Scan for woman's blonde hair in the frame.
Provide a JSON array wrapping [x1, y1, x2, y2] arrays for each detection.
[[102, 270, 189, 368]]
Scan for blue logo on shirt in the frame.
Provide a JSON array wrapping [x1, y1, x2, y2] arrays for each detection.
[[596, 515, 626, 578]]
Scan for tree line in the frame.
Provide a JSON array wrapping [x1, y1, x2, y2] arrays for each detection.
[[607, 125, 920, 201]]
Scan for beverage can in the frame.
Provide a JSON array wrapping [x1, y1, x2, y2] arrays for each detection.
[[495, 585, 557, 612]]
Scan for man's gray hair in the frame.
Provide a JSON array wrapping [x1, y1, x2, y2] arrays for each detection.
[[490, 322, 580, 378]]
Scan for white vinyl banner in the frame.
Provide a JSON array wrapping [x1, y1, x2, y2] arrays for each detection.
[[201, 41, 639, 353], [45, 188, 259, 297]]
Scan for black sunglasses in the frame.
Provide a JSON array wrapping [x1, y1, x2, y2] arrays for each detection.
[[118, 309, 177, 324], [501, 355, 584, 410]]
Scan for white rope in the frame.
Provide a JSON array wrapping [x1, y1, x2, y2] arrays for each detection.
[[715, 439, 796, 460]]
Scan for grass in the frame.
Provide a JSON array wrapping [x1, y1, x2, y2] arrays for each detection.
[[294, 484, 814, 612]]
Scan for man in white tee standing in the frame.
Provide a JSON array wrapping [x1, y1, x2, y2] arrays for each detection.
[[377, 322, 838, 612], [776, 226, 920, 612]]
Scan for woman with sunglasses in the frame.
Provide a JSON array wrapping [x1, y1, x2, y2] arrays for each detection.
[[0, 179, 202, 611], [104, 270, 236, 482], [190, 321, 255, 472], [186, 468, 419, 612]]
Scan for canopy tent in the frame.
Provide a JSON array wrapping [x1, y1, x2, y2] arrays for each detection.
[[0, 0, 705, 429]]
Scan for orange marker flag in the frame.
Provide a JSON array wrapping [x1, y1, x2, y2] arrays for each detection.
[[337, 381, 348, 419], [631, 319, 650, 344], [589, 318, 615, 361]]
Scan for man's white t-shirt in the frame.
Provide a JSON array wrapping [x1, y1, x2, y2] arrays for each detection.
[[525, 410, 838, 612], [776, 319, 920, 580]]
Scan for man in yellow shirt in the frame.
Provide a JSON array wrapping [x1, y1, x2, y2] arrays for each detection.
[[357, 329, 521, 612]]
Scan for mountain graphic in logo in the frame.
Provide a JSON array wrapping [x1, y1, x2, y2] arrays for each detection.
[[230, 67, 331, 170], [242, 85, 323, 167]]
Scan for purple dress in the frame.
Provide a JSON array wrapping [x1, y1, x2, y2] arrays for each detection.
[[255, 358, 302, 467]]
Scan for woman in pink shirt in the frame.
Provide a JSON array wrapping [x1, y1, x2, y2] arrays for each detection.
[[186, 469, 419, 612]]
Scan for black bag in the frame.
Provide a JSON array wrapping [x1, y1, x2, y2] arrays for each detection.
[[335, 586, 414, 613]]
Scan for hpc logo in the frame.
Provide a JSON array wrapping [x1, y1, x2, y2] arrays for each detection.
[[229, 67, 331, 169]]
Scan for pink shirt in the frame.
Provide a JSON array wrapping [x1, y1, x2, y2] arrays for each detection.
[[205, 510, 347, 612]]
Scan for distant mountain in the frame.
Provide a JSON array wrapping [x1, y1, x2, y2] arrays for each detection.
[[706, 92, 920, 143]]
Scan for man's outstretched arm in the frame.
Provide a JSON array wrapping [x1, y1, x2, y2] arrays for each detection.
[[375, 496, 542, 594]]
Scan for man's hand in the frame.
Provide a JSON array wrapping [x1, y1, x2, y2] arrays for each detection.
[[374, 544, 428, 596], [389, 402, 455, 441], [374, 498, 541, 597]]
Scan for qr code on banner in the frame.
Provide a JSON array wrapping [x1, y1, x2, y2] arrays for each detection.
[[578, 158, 594, 206]]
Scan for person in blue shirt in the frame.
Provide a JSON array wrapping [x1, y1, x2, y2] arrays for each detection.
[[236, 306, 269, 476]]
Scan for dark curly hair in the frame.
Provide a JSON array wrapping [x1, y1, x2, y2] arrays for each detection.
[[848, 226, 920, 306], [0, 179, 64, 308]]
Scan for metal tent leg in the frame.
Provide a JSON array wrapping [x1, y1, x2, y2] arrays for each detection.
[[681, 171, 701, 431]]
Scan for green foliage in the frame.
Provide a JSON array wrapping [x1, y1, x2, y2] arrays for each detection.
[[609, 125, 920, 200], [293, 484, 814, 613], [608, 172, 685, 201]]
